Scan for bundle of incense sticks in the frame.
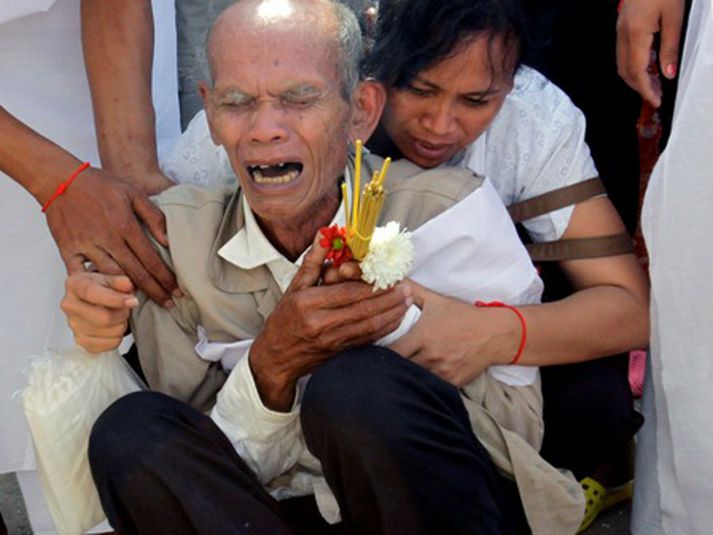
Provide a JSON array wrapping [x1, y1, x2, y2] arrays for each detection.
[[341, 140, 392, 261]]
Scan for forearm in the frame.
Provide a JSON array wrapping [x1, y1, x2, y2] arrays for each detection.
[[514, 279, 649, 367], [0, 106, 83, 205], [81, 0, 166, 193], [512, 197, 650, 366]]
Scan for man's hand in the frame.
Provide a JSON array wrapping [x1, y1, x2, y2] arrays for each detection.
[[61, 272, 138, 354], [45, 167, 179, 307], [388, 282, 519, 388], [617, 0, 685, 107], [321, 259, 362, 285], [250, 239, 412, 411]]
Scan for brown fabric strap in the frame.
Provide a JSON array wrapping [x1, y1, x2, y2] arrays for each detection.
[[507, 177, 606, 223], [526, 234, 634, 262]]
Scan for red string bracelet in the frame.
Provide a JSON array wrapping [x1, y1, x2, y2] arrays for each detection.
[[474, 300, 527, 365], [41, 161, 90, 213]]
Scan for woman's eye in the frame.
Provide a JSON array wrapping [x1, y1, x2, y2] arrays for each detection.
[[464, 97, 489, 108], [407, 85, 433, 97]]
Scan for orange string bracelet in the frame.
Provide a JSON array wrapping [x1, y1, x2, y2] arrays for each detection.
[[474, 300, 527, 365], [41, 162, 90, 213]]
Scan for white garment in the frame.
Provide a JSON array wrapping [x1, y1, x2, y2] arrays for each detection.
[[634, 1, 713, 533], [460, 66, 599, 242], [0, 0, 180, 479], [208, 177, 542, 523]]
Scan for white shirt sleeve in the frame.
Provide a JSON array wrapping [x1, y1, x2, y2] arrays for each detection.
[[209, 351, 307, 485], [469, 67, 599, 242]]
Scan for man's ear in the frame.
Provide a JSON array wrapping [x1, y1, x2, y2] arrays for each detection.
[[349, 80, 386, 144], [198, 81, 222, 146]]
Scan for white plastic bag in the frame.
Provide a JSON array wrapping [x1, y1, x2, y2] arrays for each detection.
[[22, 346, 145, 535]]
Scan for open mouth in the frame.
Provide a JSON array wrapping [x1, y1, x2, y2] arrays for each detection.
[[247, 163, 303, 185]]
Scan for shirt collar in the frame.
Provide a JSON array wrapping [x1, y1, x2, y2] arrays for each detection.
[[218, 168, 352, 280]]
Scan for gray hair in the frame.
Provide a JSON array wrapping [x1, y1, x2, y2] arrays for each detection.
[[331, 0, 364, 99], [204, 0, 363, 100]]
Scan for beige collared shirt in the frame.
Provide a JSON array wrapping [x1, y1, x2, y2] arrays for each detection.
[[209, 172, 353, 522], [218, 185, 347, 293]]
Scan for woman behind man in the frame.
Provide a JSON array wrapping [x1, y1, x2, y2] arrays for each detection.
[[363, 0, 648, 530], [367, 0, 647, 465]]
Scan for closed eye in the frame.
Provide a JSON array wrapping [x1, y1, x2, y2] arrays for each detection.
[[280, 95, 319, 108], [279, 85, 323, 109], [405, 84, 435, 98], [463, 97, 490, 108], [215, 91, 256, 111]]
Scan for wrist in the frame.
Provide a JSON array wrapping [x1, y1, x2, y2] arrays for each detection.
[[0, 106, 89, 205], [30, 156, 87, 206], [474, 302, 527, 366], [249, 338, 296, 412], [108, 166, 173, 196], [41, 162, 91, 213]]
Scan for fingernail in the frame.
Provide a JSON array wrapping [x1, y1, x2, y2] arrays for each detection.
[[405, 296, 414, 307], [401, 284, 413, 298], [125, 297, 139, 307], [665, 63, 677, 78], [163, 299, 175, 309], [173, 288, 183, 298]]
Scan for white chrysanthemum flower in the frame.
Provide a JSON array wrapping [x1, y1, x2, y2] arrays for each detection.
[[360, 221, 414, 291]]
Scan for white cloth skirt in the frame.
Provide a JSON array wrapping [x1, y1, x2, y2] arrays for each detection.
[[634, 1, 713, 532]]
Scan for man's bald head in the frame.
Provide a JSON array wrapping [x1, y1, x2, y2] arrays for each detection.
[[206, 0, 362, 99]]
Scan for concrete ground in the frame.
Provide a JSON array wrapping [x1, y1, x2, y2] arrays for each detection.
[[1, 472, 631, 535], [0, 473, 31, 535]]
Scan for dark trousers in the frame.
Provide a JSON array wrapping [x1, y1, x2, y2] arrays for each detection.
[[90, 347, 528, 535]]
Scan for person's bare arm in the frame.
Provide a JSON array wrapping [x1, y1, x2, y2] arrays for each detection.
[[81, 0, 173, 194], [515, 196, 649, 364], [389, 197, 649, 387], [44, 0, 178, 304], [617, 0, 685, 107], [0, 106, 177, 306]]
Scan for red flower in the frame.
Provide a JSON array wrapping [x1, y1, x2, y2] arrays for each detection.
[[319, 225, 353, 267]]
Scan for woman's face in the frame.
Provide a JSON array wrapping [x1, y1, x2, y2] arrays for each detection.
[[380, 33, 515, 168]]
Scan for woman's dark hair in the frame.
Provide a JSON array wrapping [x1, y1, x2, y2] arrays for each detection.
[[364, 0, 532, 88]]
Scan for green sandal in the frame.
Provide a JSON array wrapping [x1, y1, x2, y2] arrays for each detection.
[[577, 477, 633, 533]]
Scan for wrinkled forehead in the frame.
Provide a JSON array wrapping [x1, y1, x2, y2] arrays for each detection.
[[208, 2, 342, 88]]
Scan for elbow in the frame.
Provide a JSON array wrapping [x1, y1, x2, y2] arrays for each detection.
[[623, 281, 650, 350]]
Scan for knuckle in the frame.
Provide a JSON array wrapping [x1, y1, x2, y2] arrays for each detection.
[[302, 318, 321, 338], [75, 335, 92, 351], [363, 315, 380, 335], [95, 309, 114, 327], [67, 317, 80, 333], [109, 324, 127, 338]]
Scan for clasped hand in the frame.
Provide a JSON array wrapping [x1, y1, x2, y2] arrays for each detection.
[[249, 237, 413, 411]]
